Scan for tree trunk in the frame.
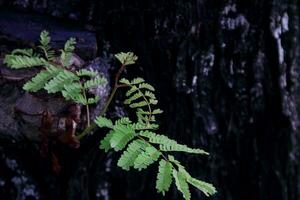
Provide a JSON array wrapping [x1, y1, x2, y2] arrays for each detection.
[[0, 0, 299, 200]]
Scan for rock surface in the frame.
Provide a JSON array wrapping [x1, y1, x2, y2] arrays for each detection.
[[0, 10, 97, 59]]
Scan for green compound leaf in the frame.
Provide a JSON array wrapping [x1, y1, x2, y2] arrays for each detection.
[[99, 130, 115, 152], [173, 169, 191, 200], [187, 177, 217, 197], [95, 116, 114, 129], [23, 67, 61, 92], [4, 55, 46, 69], [110, 124, 136, 151], [44, 70, 79, 93], [117, 139, 147, 171], [134, 146, 161, 171], [115, 52, 138, 66], [156, 159, 173, 195]]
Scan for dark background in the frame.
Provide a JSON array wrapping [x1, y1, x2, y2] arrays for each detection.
[[0, 0, 299, 200]]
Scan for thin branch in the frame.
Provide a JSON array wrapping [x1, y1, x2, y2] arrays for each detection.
[[76, 64, 126, 140]]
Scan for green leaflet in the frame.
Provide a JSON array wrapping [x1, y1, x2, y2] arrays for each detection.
[[62, 83, 84, 102], [39, 30, 55, 61], [138, 83, 155, 91], [117, 139, 147, 170], [124, 91, 143, 104], [95, 116, 114, 129], [140, 131, 209, 155], [125, 85, 138, 97], [11, 49, 33, 56], [23, 68, 61, 92], [173, 169, 191, 200], [76, 69, 97, 77], [115, 52, 138, 66], [110, 124, 136, 151], [84, 76, 107, 89], [115, 117, 132, 125], [4, 55, 46, 69], [44, 70, 79, 93], [99, 130, 115, 152], [156, 159, 173, 195], [134, 146, 161, 170], [60, 37, 76, 67], [129, 100, 148, 108], [187, 177, 217, 197], [131, 77, 145, 85]]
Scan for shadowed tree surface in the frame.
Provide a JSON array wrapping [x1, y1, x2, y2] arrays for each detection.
[[0, 0, 300, 200]]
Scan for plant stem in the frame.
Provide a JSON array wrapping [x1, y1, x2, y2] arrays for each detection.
[[86, 105, 90, 127], [82, 88, 90, 127], [76, 64, 126, 140]]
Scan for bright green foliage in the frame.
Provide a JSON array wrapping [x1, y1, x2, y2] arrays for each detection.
[[11, 49, 34, 56], [83, 77, 107, 89], [140, 131, 209, 155], [4, 30, 107, 107], [99, 130, 115, 152], [134, 146, 161, 170], [23, 67, 61, 92], [156, 159, 173, 195], [110, 124, 136, 151], [117, 139, 146, 170], [187, 177, 217, 197], [173, 170, 191, 200], [60, 37, 76, 67], [95, 116, 114, 129], [96, 62, 216, 199], [5, 39, 216, 200], [76, 69, 97, 77], [4, 55, 46, 69], [45, 70, 79, 93], [115, 52, 138, 66], [39, 30, 55, 61]]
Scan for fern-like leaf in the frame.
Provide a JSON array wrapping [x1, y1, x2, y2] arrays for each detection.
[[139, 83, 155, 91], [115, 52, 138, 66], [99, 130, 115, 152], [119, 78, 131, 84], [140, 131, 209, 155], [134, 146, 161, 170], [11, 49, 33, 56], [117, 139, 147, 170], [83, 77, 107, 89], [131, 77, 145, 85], [45, 70, 79, 93], [125, 85, 138, 97], [39, 30, 55, 61], [173, 169, 191, 200], [129, 100, 148, 108], [124, 91, 143, 105], [156, 159, 173, 195], [87, 96, 100, 104], [110, 124, 135, 151], [62, 82, 85, 103], [4, 55, 46, 69], [76, 69, 97, 77], [187, 177, 217, 197], [115, 117, 132, 125], [23, 67, 61, 92], [95, 116, 114, 128], [60, 38, 76, 67]]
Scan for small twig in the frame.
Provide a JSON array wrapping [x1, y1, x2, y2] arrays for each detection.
[[82, 89, 90, 127], [76, 63, 127, 140]]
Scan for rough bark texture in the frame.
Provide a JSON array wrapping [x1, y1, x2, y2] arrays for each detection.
[[0, 1, 300, 200]]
